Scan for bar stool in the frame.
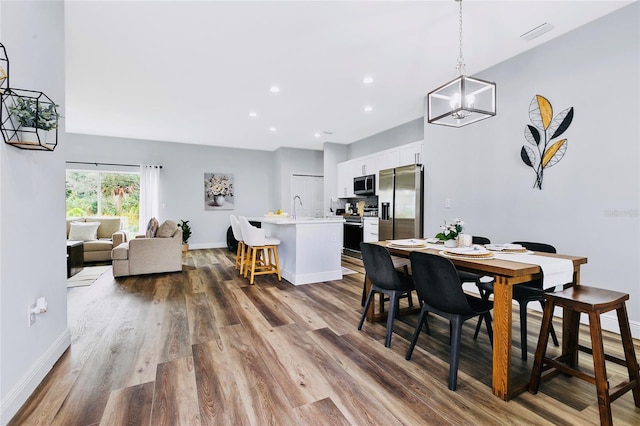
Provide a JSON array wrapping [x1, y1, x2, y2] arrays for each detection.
[[238, 216, 281, 285], [529, 285, 640, 426], [229, 215, 246, 274]]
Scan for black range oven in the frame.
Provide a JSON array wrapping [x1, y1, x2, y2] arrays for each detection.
[[343, 215, 364, 253]]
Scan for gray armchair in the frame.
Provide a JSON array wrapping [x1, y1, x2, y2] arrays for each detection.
[[111, 221, 183, 277]]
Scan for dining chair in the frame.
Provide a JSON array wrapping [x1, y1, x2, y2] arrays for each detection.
[[229, 215, 246, 274], [360, 255, 412, 307], [453, 236, 497, 339], [238, 216, 281, 285], [458, 235, 495, 322], [406, 251, 493, 391], [358, 242, 416, 348], [471, 240, 560, 361]]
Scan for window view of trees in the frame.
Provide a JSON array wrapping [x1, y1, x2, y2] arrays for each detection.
[[66, 170, 140, 232]]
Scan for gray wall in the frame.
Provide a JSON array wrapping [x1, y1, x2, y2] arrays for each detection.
[[422, 3, 639, 332], [66, 137, 325, 247], [65, 134, 279, 248], [0, 1, 69, 423], [348, 117, 423, 158], [323, 142, 348, 214], [274, 147, 324, 214]]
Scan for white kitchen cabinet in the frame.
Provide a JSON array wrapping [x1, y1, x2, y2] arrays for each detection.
[[353, 155, 377, 177], [337, 160, 355, 198], [399, 141, 423, 166], [337, 141, 423, 197], [363, 217, 379, 243], [375, 148, 399, 173]]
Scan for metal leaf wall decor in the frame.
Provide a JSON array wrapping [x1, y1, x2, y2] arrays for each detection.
[[521, 95, 574, 189]]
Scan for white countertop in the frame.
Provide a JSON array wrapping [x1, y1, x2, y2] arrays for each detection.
[[254, 216, 345, 225]]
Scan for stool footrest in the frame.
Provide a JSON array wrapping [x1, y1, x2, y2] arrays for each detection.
[[577, 344, 630, 368], [609, 379, 639, 403], [543, 357, 597, 385]]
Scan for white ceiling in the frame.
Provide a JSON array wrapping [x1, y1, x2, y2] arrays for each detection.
[[65, 0, 632, 152]]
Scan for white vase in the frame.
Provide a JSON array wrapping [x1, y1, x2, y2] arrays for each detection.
[[214, 195, 225, 206], [18, 127, 39, 144], [444, 239, 457, 248]]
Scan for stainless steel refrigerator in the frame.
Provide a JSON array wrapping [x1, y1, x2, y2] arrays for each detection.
[[378, 164, 424, 241]]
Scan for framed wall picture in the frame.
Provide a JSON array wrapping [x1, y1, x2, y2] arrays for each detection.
[[204, 173, 234, 210]]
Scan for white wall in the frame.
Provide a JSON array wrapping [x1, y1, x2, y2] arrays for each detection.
[[422, 3, 640, 335], [0, 2, 70, 424]]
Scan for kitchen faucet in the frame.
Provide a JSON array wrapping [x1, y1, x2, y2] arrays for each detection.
[[293, 195, 302, 219]]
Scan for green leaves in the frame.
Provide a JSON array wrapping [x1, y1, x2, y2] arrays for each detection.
[[521, 95, 574, 189], [7, 96, 61, 130]]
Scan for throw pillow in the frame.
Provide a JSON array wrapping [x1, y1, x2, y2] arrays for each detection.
[[145, 217, 159, 238], [156, 219, 177, 238], [68, 221, 100, 241]]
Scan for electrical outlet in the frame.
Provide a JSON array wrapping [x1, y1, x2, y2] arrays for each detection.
[[28, 304, 36, 327], [445, 198, 451, 208]]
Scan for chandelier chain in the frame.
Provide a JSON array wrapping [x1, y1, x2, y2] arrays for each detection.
[[458, 0, 464, 65]]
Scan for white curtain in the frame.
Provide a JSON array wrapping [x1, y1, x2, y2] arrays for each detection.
[[139, 165, 161, 231]]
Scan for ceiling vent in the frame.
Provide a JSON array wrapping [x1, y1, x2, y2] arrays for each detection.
[[520, 23, 554, 42]]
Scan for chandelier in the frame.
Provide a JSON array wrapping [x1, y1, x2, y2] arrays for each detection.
[[427, 0, 496, 127]]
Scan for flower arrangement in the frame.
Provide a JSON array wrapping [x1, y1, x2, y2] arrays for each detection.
[[205, 174, 233, 198], [435, 218, 464, 241]]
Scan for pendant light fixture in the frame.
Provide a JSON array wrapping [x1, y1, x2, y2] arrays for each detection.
[[427, 0, 496, 127]]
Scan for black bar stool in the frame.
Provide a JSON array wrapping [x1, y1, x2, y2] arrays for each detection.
[[528, 285, 640, 426]]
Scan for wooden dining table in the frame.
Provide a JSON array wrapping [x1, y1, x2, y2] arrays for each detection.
[[368, 241, 588, 401]]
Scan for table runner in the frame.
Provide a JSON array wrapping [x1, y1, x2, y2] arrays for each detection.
[[388, 241, 574, 288], [492, 252, 573, 288]]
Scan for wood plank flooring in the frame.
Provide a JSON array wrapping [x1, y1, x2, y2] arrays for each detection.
[[9, 249, 640, 425]]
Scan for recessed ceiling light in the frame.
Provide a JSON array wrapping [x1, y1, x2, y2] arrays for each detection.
[[249, 111, 257, 118], [314, 132, 321, 138], [269, 126, 277, 132], [364, 105, 373, 112], [270, 86, 280, 93], [363, 76, 374, 84]]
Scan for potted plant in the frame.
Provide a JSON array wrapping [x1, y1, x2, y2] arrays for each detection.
[[7, 95, 61, 144], [435, 218, 464, 248], [8, 96, 60, 129], [178, 220, 192, 252]]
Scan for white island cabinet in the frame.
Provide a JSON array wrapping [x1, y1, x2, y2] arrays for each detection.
[[255, 217, 344, 285]]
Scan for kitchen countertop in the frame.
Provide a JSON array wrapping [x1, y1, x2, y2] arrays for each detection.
[[254, 216, 345, 225]]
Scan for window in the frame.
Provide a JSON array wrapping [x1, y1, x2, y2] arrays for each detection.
[[66, 170, 140, 233]]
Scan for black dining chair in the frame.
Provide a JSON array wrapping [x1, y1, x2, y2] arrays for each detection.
[[406, 251, 493, 391], [358, 243, 416, 348], [456, 236, 494, 319], [471, 240, 560, 361], [360, 255, 412, 307]]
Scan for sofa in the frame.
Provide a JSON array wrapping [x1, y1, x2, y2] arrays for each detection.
[[111, 219, 183, 277], [66, 217, 127, 263]]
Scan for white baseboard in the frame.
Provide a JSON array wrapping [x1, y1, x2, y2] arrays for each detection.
[[188, 242, 228, 250], [1, 329, 71, 425]]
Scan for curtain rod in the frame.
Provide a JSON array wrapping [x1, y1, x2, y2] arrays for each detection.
[[66, 161, 162, 168]]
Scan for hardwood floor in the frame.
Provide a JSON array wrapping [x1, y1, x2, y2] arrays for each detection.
[[10, 249, 640, 425]]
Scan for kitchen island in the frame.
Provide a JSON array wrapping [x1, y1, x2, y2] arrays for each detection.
[[254, 216, 344, 285]]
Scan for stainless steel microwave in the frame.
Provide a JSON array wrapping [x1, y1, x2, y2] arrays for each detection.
[[354, 174, 375, 196]]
